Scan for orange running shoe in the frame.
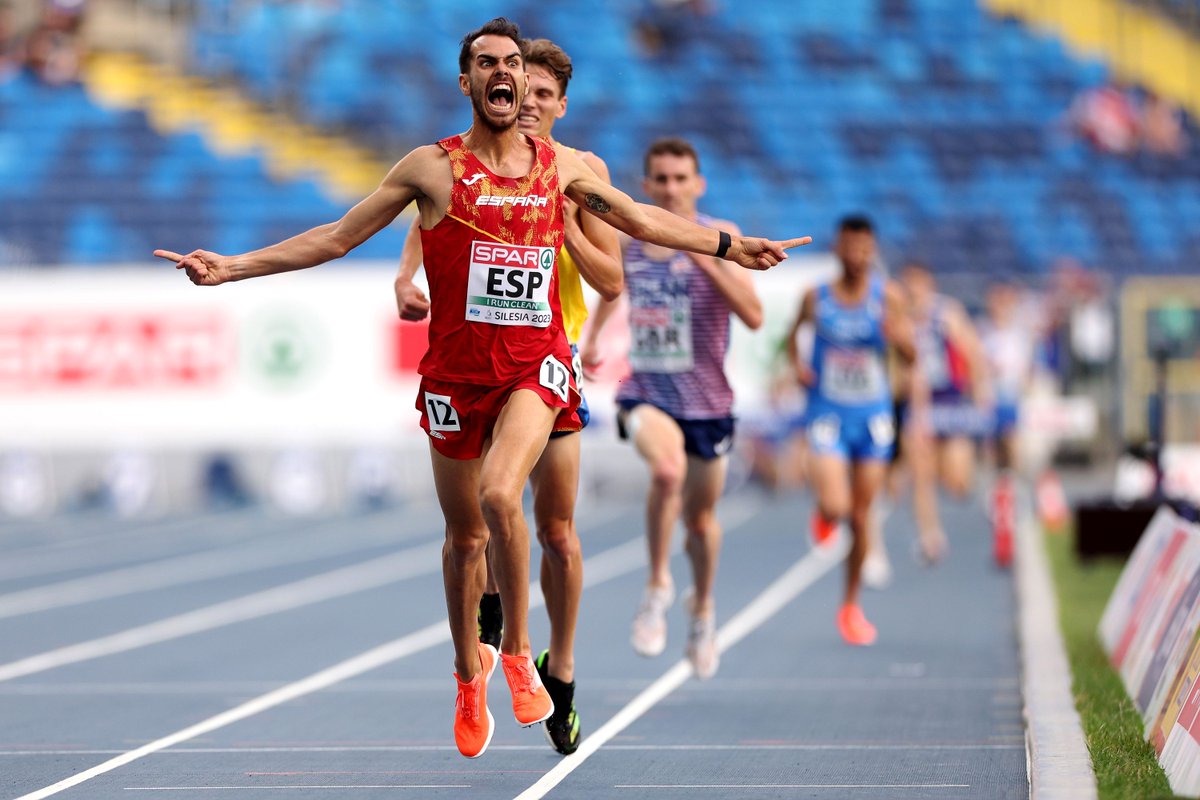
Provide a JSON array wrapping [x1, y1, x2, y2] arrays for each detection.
[[836, 604, 877, 646], [809, 512, 840, 549], [992, 476, 1015, 569], [501, 651, 554, 727], [453, 642, 498, 758]]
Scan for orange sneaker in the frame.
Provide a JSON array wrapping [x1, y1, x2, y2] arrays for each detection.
[[836, 604, 877, 646], [501, 651, 554, 727], [809, 512, 840, 549], [453, 642, 498, 758]]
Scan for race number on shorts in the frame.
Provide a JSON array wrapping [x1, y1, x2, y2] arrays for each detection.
[[868, 412, 895, 447], [540, 355, 571, 403], [465, 241, 556, 327], [424, 392, 461, 432]]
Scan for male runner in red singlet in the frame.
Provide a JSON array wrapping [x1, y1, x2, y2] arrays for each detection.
[[154, 17, 810, 759], [394, 38, 623, 755]]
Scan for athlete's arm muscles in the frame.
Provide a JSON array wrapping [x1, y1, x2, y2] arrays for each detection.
[[554, 143, 810, 271], [687, 219, 763, 329], [394, 215, 430, 321], [883, 282, 917, 364], [787, 289, 817, 387], [564, 152, 623, 300], [155, 146, 443, 285]]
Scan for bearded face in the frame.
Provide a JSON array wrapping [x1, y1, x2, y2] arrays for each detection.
[[462, 35, 526, 133]]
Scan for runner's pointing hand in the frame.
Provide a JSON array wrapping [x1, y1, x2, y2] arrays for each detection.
[[153, 249, 233, 286], [728, 236, 813, 271]]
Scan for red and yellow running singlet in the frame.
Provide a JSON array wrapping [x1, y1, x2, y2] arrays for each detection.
[[418, 134, 569, 385]]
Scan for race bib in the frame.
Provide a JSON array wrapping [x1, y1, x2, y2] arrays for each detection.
[[423, 392, 461, 432], [868, 412, 895, 447], [808, 414, 841, 449], [822, 349, 884, 404], [571, 349, 584, 389], [465, 241, 556, 327], [629, 302, 693, 373], [539, 355, 571, 403]]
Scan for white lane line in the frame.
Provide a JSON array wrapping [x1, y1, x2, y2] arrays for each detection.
[[0, 743, 1023, 756], [614, 785, 970, 790], [512, 538, 848, 800], [0, 539, 445, 683], [0, 510, 437, 620], [0, 512, 297, 585], [0, 675, 1019, 695], [10, 501, 669, 800], [123, 787, 470, 792], [0, 511, 260, 577]]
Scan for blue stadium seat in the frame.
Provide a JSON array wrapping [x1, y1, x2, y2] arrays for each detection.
[[5, 0, 1198, 282]]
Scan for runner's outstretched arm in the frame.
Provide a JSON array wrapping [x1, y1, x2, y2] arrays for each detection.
[[154, 146, 441, 285], [563, 152, 623, 299], [554, 144, 810, 271]]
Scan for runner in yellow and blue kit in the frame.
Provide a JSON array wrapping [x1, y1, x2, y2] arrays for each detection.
[[393, 39, 622, 755], [787, 215, 915, 646]]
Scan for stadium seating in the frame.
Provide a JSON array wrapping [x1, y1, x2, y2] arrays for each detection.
[[0, 67, 403, 266], [3, 0, 1198, 280]]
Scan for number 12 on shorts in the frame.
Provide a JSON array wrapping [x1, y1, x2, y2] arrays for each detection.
[[540, 355, 570, 403], [424, 392, 461, 432]]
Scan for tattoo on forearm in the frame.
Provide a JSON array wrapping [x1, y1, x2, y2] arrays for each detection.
[[584, 193, 611, 214]]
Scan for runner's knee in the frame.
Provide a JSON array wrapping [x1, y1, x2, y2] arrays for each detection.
[[943, 471, 972, 497], [537, 518, 579, 562], [478, 483, 523, 528], [444, 527, 489, 567], [849, 504, 872, 533], [649, 453, 686, 494], [684, 506, 719, 539]]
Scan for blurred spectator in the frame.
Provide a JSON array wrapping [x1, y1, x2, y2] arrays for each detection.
[[1069, 80, 1139, 155], [23, 0, 86, 86], [1041, 259, 1115, 388], [633, 0, 714, 60], [1140, 90, 1188, 157]]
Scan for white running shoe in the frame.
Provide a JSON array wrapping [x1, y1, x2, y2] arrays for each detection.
[[631, 583, 675, 657], [862, 547, 893, 590], [683, 590, 719, 679]]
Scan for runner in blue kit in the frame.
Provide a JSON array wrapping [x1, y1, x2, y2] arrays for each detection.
[[582, 137, 763, 678], [786, 215, 915, 645]]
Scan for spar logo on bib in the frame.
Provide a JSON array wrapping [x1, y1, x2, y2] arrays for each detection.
[[465, 241, 556, 327]]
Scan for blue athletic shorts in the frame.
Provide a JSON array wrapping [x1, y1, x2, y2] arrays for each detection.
[[550, 343, 590, 439], [616, 400, 735, 461], [992, 402, 1019, 438], [804, 402, 895, 462]]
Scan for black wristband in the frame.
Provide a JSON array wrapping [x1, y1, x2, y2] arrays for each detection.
[[715, 230, 731, 259]]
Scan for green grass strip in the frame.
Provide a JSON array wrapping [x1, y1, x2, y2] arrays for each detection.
[[1044, 530, 1184, 800]]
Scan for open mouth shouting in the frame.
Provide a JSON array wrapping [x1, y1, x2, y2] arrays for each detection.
[[486, 80, 515, 116]]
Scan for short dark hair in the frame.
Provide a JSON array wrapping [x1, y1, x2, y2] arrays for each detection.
[[837, 214, 874, 234], [459, 18, 523, 74], [643, 137, 701, 176], [523, 38, 572, 96]]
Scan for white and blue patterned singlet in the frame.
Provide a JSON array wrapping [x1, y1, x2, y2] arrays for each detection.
[[616, 214, 734, 420]]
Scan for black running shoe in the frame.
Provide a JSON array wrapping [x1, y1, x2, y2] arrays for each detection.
[[477, 592, 503, 649], [535, 649, 580, 755]]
